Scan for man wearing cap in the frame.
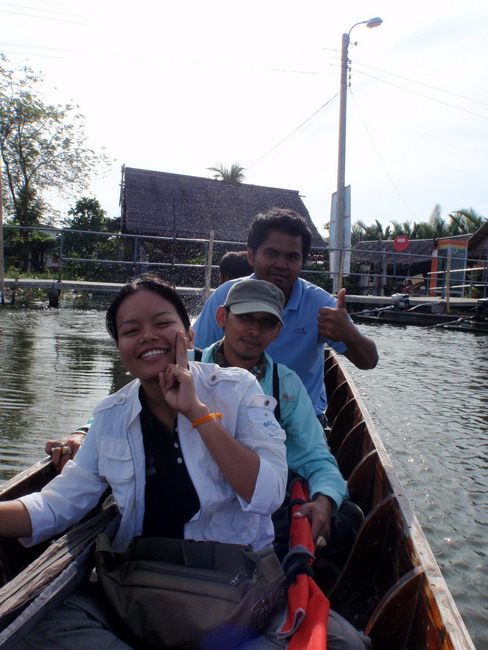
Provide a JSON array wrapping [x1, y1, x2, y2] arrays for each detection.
[[193, 279, 360, 571], [193, 208, 378, 420]]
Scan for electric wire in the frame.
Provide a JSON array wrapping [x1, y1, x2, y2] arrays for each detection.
[[353, 59, 488, 108], [353, 68, 488, 121], [245, 93, 339, 172]]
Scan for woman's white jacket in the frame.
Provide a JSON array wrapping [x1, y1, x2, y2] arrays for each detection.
[[20, 362, 287, 551]]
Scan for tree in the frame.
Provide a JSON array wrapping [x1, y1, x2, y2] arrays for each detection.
[[353, 219, 391, 242], [448, 207, 486, 235], [353, 204, 486, 245], [61, 197, 122, 280], [0, 56, 111, 227], [63, 197, 109, 231], [207, 162, 246, 183]]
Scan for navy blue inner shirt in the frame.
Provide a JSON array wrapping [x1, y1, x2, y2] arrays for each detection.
[[139, 388, 200, 538]]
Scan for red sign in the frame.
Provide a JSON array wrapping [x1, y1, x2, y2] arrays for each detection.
[[393, 235, 409, 252]]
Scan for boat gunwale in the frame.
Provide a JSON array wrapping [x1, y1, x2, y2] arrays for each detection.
[[325, 349, 475, 649]]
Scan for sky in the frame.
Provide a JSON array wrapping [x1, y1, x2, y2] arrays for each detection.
[[2, 0, 488, 237]]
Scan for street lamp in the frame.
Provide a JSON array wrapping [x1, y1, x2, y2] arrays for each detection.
[[332, 17, 383, 294]]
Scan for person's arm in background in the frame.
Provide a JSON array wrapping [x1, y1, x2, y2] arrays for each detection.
[[318, 289, 378, 370], [2, 424, 108, 544], [45, 421, 92, 472]]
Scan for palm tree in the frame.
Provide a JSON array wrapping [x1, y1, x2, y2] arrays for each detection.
[[207, 163, 246, 183], [424, 203, 450, 238], [354, 219, 390, 241], [448, 208, 486, 235]]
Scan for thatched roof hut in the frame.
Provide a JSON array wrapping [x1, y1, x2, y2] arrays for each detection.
[[119, 166, 324, 247]]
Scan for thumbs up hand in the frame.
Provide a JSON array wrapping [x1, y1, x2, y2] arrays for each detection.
[[317, 288, 356, 342]]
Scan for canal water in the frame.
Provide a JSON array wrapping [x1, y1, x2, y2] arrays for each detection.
[[0, 306, 487, 647]]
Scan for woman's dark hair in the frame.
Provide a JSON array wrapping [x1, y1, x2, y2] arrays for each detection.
[[106, 275, 191, 342], [247, 208, 312, 262]]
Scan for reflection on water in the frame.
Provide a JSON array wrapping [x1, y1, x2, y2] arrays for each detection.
[[0, 309, 131, 474], [0, 309, 487, 647]]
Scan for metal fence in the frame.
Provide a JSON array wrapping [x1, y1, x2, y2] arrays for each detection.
[[2, 226, 487, 299]]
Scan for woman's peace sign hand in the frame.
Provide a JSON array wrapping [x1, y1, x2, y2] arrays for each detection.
[[159, 331, 207, 420]]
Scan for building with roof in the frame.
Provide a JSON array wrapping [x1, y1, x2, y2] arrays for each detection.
[[118, 166, 324, 247], [468, 220, 488, 259], [353, 235, 473, 296]]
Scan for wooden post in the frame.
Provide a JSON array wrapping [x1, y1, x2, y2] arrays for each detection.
[[445, 250, 452, 313], [204, 230, 215, 299], [47, 285, 60, 308], [337, 248, 344, 295]]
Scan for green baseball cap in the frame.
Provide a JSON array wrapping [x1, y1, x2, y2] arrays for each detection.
[[224, 279, 285, 325]]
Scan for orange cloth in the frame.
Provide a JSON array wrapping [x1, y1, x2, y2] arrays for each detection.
[[279, 479, 330, 649]]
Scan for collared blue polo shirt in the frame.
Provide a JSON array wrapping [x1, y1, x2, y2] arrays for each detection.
[[193, 275, 347, 414]]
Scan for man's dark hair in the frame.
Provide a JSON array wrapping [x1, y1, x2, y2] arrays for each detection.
[[106, 274, 191, 342], [219, 251, 252, 284], [247, 208, 312, 261]]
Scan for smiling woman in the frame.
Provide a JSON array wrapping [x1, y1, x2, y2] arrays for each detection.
[[112, 291, 195, 400], [0, 274, 290, 647]]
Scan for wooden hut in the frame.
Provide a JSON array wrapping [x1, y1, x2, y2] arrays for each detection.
[[118, 166, 324, 247]]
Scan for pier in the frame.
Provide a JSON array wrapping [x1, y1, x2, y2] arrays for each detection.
[[2, 278, 478, 312]]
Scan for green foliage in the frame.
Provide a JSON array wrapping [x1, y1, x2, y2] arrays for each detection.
[[63, 197, 109, 231], [4, 224, 58, 273], [58, 197, 119, 279], [207, 162, 246, 183], [448, 208, 486, 235], [12, 187, 47, 227], [0, 56, 111, 226], [353, 205, 486, 242]]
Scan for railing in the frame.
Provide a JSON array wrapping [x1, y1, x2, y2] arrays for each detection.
[[2, 226, 487, 300]]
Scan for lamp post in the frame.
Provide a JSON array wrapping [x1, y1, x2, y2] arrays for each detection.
[[333, 16, 383, 294]]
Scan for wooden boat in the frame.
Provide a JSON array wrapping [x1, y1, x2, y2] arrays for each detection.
[[322, 350, 474, 649], [350, 294, 471, 327], [435, 317, 488, 333], [434, 298, 488, 333], [352, 296, 487, 330], [0, 350, 475, 649], [350, 306, 466, 327]]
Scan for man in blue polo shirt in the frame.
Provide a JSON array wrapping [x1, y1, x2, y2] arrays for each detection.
[[194, 208, 378, 418]]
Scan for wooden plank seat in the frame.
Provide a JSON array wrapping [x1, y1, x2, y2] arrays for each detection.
[[326, 494, 419, 631]]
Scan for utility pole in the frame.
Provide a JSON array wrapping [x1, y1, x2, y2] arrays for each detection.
[[333, 31, 350, 295], [332, 17, 383, 295]]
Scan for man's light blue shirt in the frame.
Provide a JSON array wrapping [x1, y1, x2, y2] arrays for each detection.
[[201, 343, 347, 512], [193, 275, 347, 414]]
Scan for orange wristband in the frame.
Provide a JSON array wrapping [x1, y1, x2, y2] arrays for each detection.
[[191, 412, 223, 428]]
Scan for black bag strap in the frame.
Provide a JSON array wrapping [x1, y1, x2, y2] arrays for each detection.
[[193, 348, 203, 362], [272, 363, 281, 422]]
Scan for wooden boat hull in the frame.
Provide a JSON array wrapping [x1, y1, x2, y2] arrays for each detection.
[[351, 309, 465, 327], [437, 319, 488, 333], [323, 350, 474, 649], [0, 351, 475, 649]]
